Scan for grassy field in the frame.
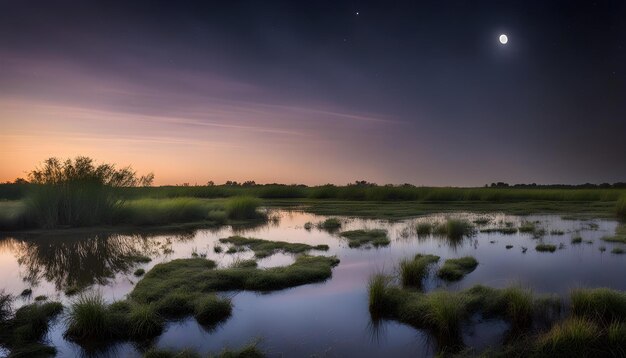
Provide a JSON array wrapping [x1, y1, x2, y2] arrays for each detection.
[[2, 183, 626, 202], [1, 184, 625, 231]]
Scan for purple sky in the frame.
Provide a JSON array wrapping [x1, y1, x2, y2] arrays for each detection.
[[1, 1, 625, 185]]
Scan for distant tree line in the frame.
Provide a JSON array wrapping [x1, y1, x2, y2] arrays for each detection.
[[4, 177, 626, 189]]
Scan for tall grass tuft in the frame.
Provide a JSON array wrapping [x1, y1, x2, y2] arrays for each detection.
[[368, 273, 391, 317], [64, 292, 114, 341], [399, 254, 440, 288], [193, 295, 232, 326], [570, 288, 626, 323], [437, 256, 478, 281], [434, 219, 475, 239], [225, 196, 262, 220], [536, 317, 601, 356]]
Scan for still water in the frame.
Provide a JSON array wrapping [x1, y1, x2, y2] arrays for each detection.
[[0, 210, 623, 357]]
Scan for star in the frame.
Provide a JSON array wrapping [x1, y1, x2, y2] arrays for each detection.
[[355, 11, 359, 16]]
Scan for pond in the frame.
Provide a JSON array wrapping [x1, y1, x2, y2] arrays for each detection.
[[0, 210, 624, 357]]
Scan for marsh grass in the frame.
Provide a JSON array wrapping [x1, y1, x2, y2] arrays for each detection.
[[339, 229, 390, 248], [437, 257, 478, 281], [571, 288, 626, 323], [116, 198, 226, 226], [518, 221, 536, 233], [218, 236, 328, 258], [64, 292, 117, 341], [225, 196, 262, 220], [416, 222, 433, 236], [536, 317, 601, 357], [611, 247, 625, 254], [368, 273, 391, 318], [318, 218, 341, 231], [193, 295, 232, 327], [230, 258, 258, 268], [399, 254, 440, 288], [131, 256, 340, 303], [434, 219, 475, 239], [127, 304, 163, 339], [134, 268, 145, 277], [571, 235, 583, 244], [0, 296, 63, 357], [535, 243, 557, 252]]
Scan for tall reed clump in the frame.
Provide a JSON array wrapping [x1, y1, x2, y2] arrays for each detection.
[[25, 156, 153, 228], [399, 254, 440, 288], [368, 273, 391, 318], [434, 219, 475, 239], [225, 196, 262, 220]]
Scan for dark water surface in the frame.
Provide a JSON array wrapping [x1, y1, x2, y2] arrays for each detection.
[[0, 210, 623, 357]]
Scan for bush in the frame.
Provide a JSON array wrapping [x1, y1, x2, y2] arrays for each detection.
[[24, 156, 152, 228]]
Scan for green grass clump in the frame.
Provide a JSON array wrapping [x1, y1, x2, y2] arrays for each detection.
[[318, 218, 341, 230], [131, 256, 340, 302], [127, 304, 163, 339], [416, 222, 433, 236], [399, 254, 440, 288], [230, 258, 258, 269], [536, 243, 557, 252], [194, 295, 232, 326], [339, 229, 390, 248], [303, 222, 313, 230], [218, 236, 328, 258], [368, 273, 391, 318], [134, 268, 145, 277], [64, 292, 118, 342], [437, 257, 478, 281], [0, 293, 63, 356], [519, 221, 538, 233], [612, 247, 625, 254], [536, 317, 601, 357], [550, 229, 565, 235], [601, 236, 626, 244], [225, 196, 262, 220], [434, 219, 475, 239], [571, 288, 626, 323], [420, 291, 468, 344], [571, 235, 583, 244]]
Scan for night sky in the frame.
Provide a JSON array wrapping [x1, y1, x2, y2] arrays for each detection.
[[1, 1, 625, 185]]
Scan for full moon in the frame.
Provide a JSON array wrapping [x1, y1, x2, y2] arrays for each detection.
[[499, 34, 508, 44]]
